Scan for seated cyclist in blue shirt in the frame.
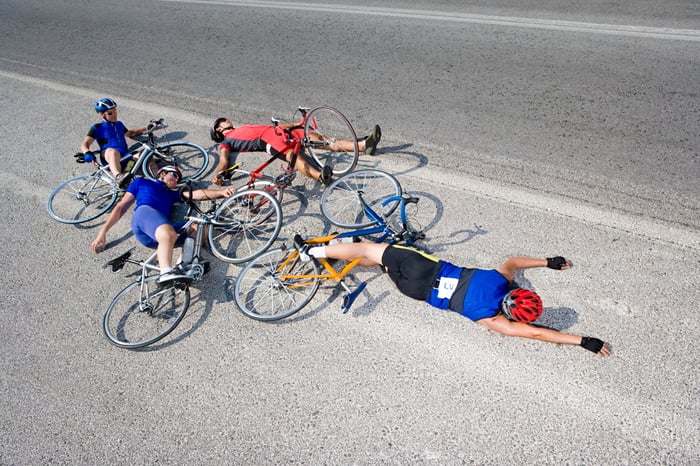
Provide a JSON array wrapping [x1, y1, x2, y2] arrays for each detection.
[[90, 166, 236, 284], [294, 238, 612, 357], [78, 98, 148, 187]]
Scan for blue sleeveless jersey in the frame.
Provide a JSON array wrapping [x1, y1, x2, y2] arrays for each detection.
[[459, 269, 509, 321], [427, 262, 509, 321]]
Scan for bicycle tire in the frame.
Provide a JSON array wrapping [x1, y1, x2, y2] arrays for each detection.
[[208, 189, 282, 264], [304, 106, 359, 177], [143, 141, 209, 182], [320, 169, 402, 229], [47, 173, 118, 224], [234, 247, 320, 321], [103, 277, 190, 349]]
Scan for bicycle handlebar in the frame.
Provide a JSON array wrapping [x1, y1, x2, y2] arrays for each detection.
[[181, 181, 218, 221], [381, 195, 419, 207], [144, 118, 165, 135]]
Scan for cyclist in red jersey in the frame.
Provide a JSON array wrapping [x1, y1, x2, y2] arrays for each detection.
[[210, 118, 381, 186], [293, 238, 612, 357]]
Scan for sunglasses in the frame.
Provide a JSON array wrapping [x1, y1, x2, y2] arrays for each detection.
[[161, 170, 181, 182]]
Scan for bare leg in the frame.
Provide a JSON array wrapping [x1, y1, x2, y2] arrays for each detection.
[[320, 242, 389, 267], [308, 132, 359, 152], [103, 148, 123, 178], [286, 149, 321, 180], [155, 224, 178, 271]]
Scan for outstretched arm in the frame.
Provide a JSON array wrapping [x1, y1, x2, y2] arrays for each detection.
[[497, 256, 572, 281], [125, 125, 148, 138], [91, 192, 135, 253], [478, 314, 611, 357], [186, 187, 236, 201]]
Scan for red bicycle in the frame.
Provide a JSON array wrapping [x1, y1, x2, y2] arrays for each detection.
[[219, 105, 360, 205]]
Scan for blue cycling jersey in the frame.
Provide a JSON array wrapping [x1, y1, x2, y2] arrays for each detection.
[[458, 269, 510, 321], [127, 178, 186, 249], [427, 262, 509, 321], [87, 120, 129, 155], [127, 177, 182, 218]]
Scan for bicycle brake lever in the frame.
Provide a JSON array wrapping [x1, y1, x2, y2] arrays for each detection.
[[404, 196, 420, 204]]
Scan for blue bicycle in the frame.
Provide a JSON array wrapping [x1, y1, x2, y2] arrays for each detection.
[[233, 170, 425, 321]]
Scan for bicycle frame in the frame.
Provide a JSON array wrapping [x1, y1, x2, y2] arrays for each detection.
[[228, 106, 348, 192], [280, 194, 424, 313], [87, 119, 205, 185]]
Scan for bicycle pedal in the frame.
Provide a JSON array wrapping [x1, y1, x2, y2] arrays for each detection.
[[220, 163, 241, 180]]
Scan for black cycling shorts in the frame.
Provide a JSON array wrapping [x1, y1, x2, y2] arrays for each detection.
[[381, 245, 441, 300]]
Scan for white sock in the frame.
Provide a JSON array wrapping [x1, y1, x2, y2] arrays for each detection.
[[160, 267, 174, 275], [307, 246, 327, 258], [329, 237, 356, 245]]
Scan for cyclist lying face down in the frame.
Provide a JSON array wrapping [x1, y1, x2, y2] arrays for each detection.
[[78, 98, 149, 187], [90, 166, 236, 285], [294, 239, 611, 357], [209, 117, 382, 187]]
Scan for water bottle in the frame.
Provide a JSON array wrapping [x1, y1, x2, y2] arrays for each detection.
[[182, 237, 194, 265]]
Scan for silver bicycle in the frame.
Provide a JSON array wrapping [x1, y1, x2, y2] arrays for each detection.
[[47, 119, 210, 224], [102, 184, 282, 349]]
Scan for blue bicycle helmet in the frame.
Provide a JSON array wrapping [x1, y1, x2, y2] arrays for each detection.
[[94, 98, 117, 113]]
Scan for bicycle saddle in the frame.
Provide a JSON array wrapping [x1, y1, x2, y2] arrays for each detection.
[[103, 247, 136, 273]]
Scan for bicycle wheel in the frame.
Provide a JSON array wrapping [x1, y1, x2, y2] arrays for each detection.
[[208, 189, 282, 264], [235, 179, 284, 205], [320, 169, 402, 228], [47, 173, 118, 224], [304, 106, 359, 177], [143, 142, 209, 182], [103, 277, 190, 349], [234, 247, 320, 321]]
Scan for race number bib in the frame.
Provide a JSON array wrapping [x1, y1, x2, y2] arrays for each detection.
[[436, 277, 459, 299]]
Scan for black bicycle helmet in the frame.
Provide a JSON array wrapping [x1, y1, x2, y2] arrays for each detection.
[[210, 117, 228, 143]]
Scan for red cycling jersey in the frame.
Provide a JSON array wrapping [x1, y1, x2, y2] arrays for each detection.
[[219, 125, 304, 157]]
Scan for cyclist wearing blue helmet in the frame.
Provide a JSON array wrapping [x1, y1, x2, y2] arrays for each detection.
[[79, 98, 148, 187]]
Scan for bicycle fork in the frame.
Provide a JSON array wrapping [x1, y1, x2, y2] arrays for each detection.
[[340, 281, 367, 314], [327, 258, 367, 314]]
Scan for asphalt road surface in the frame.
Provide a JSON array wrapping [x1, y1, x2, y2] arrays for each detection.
[[1, 0, 698, 464]]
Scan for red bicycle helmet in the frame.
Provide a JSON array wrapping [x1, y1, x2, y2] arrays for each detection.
[[500, 288, 543, 322]]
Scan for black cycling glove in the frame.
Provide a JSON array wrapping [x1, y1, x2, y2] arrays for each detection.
[[546, 256, 567, 270], [580, 337, 605, 353]]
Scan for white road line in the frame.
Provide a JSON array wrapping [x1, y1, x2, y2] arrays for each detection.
[[159, 0, 700, 41], [3, 68, 699, 251]]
